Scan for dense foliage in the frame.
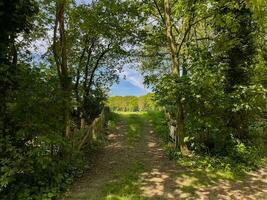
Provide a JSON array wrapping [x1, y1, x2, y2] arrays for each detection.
[[0, 0, 142, 199], [108, 94, 157, 112], [140, 0, 267, 155], [0, 0, 266, 199]]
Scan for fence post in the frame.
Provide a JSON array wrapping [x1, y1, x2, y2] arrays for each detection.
[[78, 107, 109, 150]]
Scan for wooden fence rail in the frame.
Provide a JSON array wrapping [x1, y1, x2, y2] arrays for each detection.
[[77, 107, 109, 150]]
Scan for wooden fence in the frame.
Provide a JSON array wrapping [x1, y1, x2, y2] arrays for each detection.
[[77, 107, 110, 150]]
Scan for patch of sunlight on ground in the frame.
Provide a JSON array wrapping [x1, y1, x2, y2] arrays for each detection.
[[114, 112, 146, 145], [101, 161, 148, 200], [115, 111, 147, 115], [105, 194, 147, 200], [129, 125, 137, 132]]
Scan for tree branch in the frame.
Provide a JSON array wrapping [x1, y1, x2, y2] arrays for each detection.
[[152, 0, 165, 24], [86, 44, 112, 95], [83, 39, 96, 91]]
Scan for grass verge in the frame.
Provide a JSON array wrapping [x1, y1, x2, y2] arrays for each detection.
[[116, 112, 145, 145]]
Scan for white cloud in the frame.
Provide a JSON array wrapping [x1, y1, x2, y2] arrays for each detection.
[[120, 65, 151, 93]]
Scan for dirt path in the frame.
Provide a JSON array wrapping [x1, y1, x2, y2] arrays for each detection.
[[61, 113, 267, 200], [195, 167, 267, 200]]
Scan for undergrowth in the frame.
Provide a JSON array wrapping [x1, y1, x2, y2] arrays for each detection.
[[146, 111, 267, 181]]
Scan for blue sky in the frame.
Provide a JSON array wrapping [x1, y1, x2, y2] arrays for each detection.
[[111, 79, 149, 96], [110, 66, 150, 96], [76, 0, 92, 5]]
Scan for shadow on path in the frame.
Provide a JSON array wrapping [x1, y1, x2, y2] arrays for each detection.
[[61, 113, 267, 200]]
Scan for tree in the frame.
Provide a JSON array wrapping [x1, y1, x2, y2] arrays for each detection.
[[0, 0, 38, 134], [141, 0, 209, 154], [108, 94, 157, 112], [68, 0, 143, 125], [52, 0, 71, 138], [214, 0, 257, 139]]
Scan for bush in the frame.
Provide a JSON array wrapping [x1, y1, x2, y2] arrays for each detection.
[[146, 110, 267, 179], [0, 134, 85, 200], [0, 67, 86, 200]]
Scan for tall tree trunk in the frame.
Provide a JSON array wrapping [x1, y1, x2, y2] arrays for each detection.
[[163, 0, 188, 154], [53, 0, 71, 138]]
